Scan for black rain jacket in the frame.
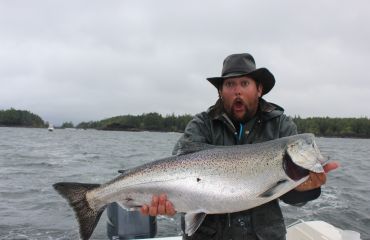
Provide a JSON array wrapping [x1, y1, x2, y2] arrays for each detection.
[[173, 98, 321, 240]]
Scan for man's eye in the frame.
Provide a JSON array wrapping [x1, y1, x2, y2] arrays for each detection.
[[225, 82, 233, 87], [241, 81, 249, 87]]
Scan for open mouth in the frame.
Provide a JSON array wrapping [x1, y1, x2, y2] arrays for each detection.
[[233, 98, 245, 111]]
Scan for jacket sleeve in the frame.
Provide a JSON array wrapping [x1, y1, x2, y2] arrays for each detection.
[[280, 188, 321, 205], [278, 114, 321, 205], [172, 113, 211, 155], [278, 115, 298, 138]]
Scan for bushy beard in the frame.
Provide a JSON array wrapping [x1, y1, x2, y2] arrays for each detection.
[[223, 97, 258, 123]]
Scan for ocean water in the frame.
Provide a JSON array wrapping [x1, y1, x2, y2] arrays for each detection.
[[0, 127, 369, 240]]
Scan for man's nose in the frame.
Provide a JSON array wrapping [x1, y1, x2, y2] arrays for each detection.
[[234, 84, 242, 95]]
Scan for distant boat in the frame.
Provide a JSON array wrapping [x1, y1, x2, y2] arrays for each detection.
[[48, 124, 54, 131]]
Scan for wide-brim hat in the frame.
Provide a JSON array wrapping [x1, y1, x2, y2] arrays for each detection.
[[207, 53, 275, 95]]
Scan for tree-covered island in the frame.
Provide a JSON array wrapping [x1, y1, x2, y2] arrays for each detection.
[[0, 108, 46, 128], [76, 112, 193, 133]]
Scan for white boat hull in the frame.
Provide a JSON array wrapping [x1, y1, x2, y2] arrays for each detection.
[[286, 220, 361, 240], [134, 220, 361, 240]]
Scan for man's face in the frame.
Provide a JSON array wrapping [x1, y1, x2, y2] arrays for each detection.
[[219, 76, 263, 122]]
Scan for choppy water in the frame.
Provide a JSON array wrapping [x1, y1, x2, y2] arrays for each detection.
[[0, 127, 369, 239]]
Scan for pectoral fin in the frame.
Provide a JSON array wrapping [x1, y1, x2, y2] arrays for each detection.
[[259, 179, 289, 198], [184, 212, 207, 236]]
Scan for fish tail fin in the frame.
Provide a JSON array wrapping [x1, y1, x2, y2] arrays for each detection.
[[53, 182, 104, 240]]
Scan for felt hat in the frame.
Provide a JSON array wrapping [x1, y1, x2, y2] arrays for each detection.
[[207, 53, 275, 95]]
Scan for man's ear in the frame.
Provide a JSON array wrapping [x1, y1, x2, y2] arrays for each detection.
[[258, 84, 263, 97]]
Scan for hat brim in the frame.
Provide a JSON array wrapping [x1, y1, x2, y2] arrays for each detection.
[[207, 68, 275, 95]]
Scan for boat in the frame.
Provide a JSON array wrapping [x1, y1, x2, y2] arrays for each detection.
[[106, 204, 362, 240], [286, 220, 362, 240], [48, 124, 54, 131]]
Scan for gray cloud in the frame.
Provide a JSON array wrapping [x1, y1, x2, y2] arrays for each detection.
[[1, 0, 369, 125]]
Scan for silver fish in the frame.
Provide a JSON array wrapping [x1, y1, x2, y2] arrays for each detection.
[[53, 133, 325, 240]]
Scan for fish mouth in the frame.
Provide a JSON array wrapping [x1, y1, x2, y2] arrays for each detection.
[[283, 150, 309, 181]]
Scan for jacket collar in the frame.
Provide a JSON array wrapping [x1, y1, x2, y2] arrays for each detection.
[[207, 98, 284, 123]]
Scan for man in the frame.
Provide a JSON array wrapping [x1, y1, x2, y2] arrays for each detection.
[[141, 53, 338, 239]]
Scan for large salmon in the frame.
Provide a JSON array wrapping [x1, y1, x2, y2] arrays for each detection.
[[53, 133, 325, 239]]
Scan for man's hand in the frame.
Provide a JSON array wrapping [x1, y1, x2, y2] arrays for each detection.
[[295, 161, 339, 192], [140, 194, 176, 216]]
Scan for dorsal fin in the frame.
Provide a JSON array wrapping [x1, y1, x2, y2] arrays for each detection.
[[176, 141, 216, 155]]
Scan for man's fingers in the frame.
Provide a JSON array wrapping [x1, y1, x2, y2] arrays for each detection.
[[151, 195, 159, 206], [149, 195, 159, 216], [159, 194, 167, 204], [309, 172, 326, 187], [295, 162, 339, 192], [141, 204, 149, 215], [323, 161, 339, 173], [296, 172, 325, 191], [149, 206, 158, 216], [140, 194, 176, 217], [166, 201, 176, 216], [158, 194, 167, 215]]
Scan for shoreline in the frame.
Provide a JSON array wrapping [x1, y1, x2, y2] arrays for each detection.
[[1, 126, 369, 139]]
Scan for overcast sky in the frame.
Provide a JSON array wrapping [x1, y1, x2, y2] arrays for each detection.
[[1, 0, 369, 125]]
